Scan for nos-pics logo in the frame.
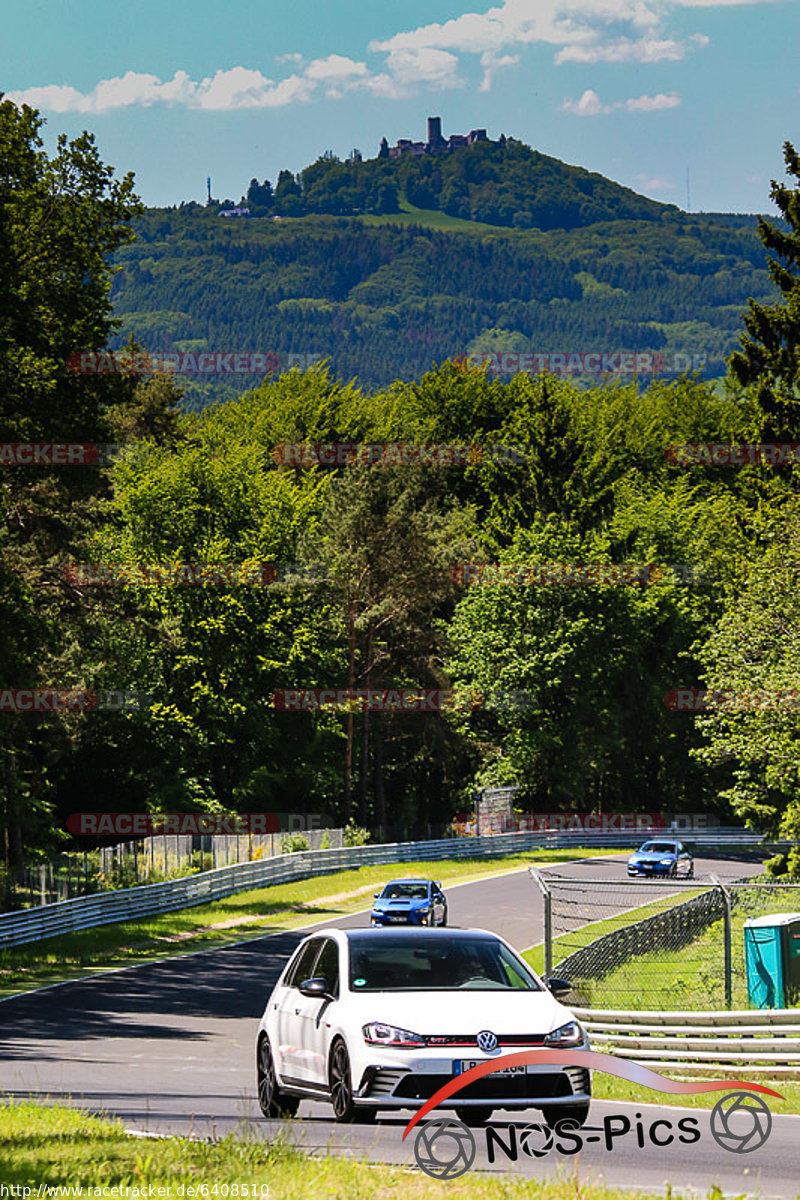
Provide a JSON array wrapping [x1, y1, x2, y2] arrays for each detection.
[[403, 1049, 780, 1181]]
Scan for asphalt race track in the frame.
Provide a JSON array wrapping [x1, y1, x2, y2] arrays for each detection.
[[2, 853, 797, 1198]]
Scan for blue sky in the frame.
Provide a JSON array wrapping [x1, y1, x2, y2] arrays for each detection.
[[3, 0, 798, 212]]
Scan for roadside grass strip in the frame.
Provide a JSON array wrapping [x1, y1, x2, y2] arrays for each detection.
[[584, 897, 800, 1013], [0, 1099, 732, 1199], [0, 849, 617, 997], [592, 1073, 800, 1115]]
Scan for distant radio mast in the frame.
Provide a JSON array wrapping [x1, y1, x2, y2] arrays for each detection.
[[686, 167, 691, 213], [207, 176, 212, 204]]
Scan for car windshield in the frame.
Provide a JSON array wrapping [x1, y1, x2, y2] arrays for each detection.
[[381, 883, 429, 899], [348, 934, 542, 991], [639, 842, 678, 853]]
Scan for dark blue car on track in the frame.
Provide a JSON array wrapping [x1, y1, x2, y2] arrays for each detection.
[[370, 878, 448, 926], [627, 839, 694, 878]]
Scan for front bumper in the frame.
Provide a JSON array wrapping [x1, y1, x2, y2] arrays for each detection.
[[627, 863, 674, 876], [370, 910, 430, 925], [353, 1050, 590, 1110]]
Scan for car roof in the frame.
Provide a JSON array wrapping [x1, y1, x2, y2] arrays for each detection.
[[344, 927, 496, 944], [382, 877, 434, 885]]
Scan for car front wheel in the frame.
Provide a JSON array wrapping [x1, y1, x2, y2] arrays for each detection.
[[257, 1035, 300, 1118], [541, 1103, 590, 1128], [440, 908, 448, 926], [329, 1039, 375, 1123]]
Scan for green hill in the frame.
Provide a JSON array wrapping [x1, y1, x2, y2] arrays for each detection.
[[107, 140, 777, 407], [240, 136, 676, 232], [110, 196, 774, 407]]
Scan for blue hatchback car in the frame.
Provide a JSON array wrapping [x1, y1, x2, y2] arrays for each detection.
[[627, 839, 694, 878], [370, 878, 448, 926]]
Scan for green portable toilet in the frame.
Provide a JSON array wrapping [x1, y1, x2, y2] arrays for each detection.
[[744, 913, 800, 1008]]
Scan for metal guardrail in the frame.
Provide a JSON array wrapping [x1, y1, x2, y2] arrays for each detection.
[[0, 826, 782, 950], [574, 1006, 800, 1077]]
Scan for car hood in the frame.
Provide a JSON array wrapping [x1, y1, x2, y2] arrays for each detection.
[[629, 851, 676, 862], [340, 988, 573, 1036], [373, 897, 427, 908]]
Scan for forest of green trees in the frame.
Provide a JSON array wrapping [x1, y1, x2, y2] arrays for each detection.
[[2, 96, 800, 896], [110, 204, 776, 407]]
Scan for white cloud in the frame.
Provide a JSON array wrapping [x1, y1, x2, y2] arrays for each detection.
[[625, 91, 681, 111], [479, 49, 519, 91], [193, 68, 314, 110], [7, 84, 89, 114], [677, 0, 777, 6], [370, 0, 773, 71], [556, 35, 707, 64], [8, 67, 318, 112], [304, 55, 368, 82], [363, 48, 463, 99], [563, 88, 611, 116], [563, 88, 681, 115], [7, 0, 785, 116]]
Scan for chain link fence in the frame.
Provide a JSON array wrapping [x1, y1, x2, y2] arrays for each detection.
[[536, 871, 800, 1010]]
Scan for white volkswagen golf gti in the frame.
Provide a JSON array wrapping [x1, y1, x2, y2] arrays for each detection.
[[256, 926, 590, 1126]]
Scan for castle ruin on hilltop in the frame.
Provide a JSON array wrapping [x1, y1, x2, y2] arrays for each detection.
[[379, 117, 492, 159]]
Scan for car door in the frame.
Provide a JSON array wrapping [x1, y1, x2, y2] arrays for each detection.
[[299, 936, 341, 1086], [274, 937, 324, 1080]]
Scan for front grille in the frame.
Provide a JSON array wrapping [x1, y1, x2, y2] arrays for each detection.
[[424, 1034, 547, 1047], [393, 1072, 572, 1102]]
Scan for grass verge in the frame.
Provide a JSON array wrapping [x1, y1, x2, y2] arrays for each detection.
[[0, 1099, 737, 1199], [0, 849, 617, 998], [592, 1073, 800, 1115], [581, 897, 800, 1010]]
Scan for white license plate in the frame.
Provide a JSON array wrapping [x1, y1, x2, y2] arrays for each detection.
[[455, 1060, 526, 1076]]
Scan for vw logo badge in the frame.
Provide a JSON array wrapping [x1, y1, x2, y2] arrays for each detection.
[[477, 1029, 498, 1052]]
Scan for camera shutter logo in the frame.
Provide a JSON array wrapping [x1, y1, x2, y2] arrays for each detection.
[[477, 1030, 498, 1052], [414, 1117, 476, 1179], [710, 1092, 772, 1153], [519, 1122, 555, 1158]]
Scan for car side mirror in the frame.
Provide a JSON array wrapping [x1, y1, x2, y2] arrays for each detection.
[[373, 892, 380, 898], [299, 976, 333, 1000], [546, 977, 572, 997]]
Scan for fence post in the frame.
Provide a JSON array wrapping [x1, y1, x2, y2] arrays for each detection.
[[529, 868, 552, 979], [711, 874, 732, 1009]]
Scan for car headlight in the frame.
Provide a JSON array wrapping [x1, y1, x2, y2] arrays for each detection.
[[544, 1021, 584, 1048], [660, 858, 674, 865], [363, 1022, 425, 1047]]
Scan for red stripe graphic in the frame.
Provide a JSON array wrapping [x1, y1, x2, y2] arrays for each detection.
[[401, 1048, 784, 1139]]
